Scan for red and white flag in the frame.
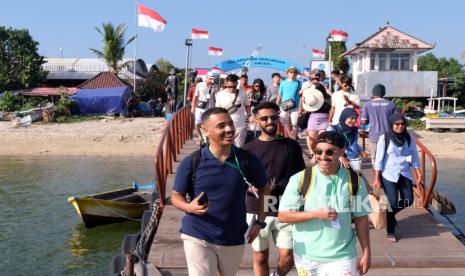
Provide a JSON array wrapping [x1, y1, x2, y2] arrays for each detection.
[[192, 28, 209, 39], [208, 47, 223, 56], [330, 29, 348, 42], [138, 4, 167, 32], [311, 48, 325, 58]]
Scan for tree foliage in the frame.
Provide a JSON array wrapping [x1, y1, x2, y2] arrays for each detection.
[[136, 59, 182, 101], [0, 26, 47, 91], [324, 38, 350, 74], [89, 23, 135, 74], [418, 53, 465, 103]]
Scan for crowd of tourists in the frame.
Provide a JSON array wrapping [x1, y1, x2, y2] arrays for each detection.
[[173, 66, 424, 275]]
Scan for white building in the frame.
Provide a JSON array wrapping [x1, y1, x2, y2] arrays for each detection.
[[342, 25, 437, 97]]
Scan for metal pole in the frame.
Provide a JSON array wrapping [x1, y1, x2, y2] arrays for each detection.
[[133, 0, 138, 94], [328, 40, 332, 92], [183, 39, 193, 107]]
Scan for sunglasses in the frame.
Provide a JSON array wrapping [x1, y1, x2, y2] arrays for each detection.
[[258, 115, 279, 122], [289, 71, 297, 74], [225, 86, 236, 89], [394, 122, 406, 126], [314, 148, 335, 156]]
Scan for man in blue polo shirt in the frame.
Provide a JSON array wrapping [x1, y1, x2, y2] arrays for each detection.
[[172, 107, 268, 276]]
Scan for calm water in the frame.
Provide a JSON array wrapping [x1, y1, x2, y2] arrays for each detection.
[[0, 156, 154, 275], [0, 155, 464, 275]]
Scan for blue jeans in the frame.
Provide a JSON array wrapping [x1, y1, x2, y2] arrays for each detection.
[[381, 174, 414, 235]]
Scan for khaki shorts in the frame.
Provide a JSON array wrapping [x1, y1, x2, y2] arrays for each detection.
[[369, 141, 378, 165], [246, 214, 293, 252], [234, 127, 247, 148], [181, 233, 245, 276], [279, 108, 299, 127], [294, 255, 357, 276]]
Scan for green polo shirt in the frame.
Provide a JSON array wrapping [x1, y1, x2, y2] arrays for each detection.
[[279, 165, 370, 261]]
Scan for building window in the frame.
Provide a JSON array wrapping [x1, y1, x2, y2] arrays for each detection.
[[370, 53, 375, 70], [390, 53, 400, 70], [400, 53, 410, 70], [379, 53, 387, 71]]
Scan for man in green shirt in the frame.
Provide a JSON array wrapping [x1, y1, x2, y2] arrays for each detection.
[[278, 131, 371, 275]]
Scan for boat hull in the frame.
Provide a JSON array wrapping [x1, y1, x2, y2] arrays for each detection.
[[68, 188, 150, 228]]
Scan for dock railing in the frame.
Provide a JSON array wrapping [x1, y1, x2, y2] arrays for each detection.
[[413, 134, 438, 208], [154, 106, 194, 206]]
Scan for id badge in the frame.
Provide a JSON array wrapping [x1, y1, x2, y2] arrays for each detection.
[[331, 218, 341, 230], [405, 155, 412, 163]]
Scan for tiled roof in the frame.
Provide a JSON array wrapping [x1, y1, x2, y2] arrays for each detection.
[[77, 72, 131, 89], [342, 25, 434, 57]]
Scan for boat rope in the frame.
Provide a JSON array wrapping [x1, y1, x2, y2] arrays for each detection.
[[90, 198, 142, 221]]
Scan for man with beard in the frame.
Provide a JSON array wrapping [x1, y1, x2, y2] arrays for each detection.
[[279, 131, 371, 275], [172, 107, 268, 276], [244, 101, 305, 276]]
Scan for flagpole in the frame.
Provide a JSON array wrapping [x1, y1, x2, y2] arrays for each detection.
[[133, 0, 138, 94]]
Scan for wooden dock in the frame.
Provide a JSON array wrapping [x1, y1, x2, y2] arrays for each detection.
[[144, 137, 465, 275]]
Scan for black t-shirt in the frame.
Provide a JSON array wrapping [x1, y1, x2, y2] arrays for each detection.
[[243, 138, 305, 216]]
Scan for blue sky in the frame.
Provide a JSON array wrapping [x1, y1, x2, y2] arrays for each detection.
[[1, 0, 464, 72]]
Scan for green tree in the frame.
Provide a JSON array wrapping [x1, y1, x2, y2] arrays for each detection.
[[0, 26, 47, 91], [324, 38, 350, 74], [89, 23, 135, 74], [418, 53, 465, 102]]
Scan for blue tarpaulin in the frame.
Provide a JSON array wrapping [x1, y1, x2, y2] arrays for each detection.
[[71, 86, 130, 115]]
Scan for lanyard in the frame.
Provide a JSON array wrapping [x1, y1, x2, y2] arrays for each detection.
[[209, 146, 258, 198], [338, 124, 351, 144]]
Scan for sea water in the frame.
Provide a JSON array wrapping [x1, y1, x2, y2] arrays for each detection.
[[0, 156, 153, 275]]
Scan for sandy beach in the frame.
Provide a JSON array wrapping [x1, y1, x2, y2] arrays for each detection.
[[1, 119, 465, 159], [0, 117, 166, 157]]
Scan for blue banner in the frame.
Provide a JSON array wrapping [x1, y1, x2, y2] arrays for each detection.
[[215, 56, 303, 72]]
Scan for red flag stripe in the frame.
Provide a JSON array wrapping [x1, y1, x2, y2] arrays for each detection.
[[138, 4, 167, 24], [208, 47, 222, 51], [192, 28, 208, 35]]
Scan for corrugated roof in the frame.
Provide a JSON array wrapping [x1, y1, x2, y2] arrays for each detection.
[[77, 72, 131, 89]]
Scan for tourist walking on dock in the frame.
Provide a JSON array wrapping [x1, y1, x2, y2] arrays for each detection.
[[239, 73, 253, 95], [172, 107, 268, 276], [215, 74, 251, 148], [244, 101, 305, 276], [328, 107, 367, 172], [191, 72, 219, 145], [279, 131, 371, 275], [372, 113, 423, 242], [361, 83, 399, 165], [265, 72, 281, 103], [276, 66, 302, 139], [328, 75, 360, 126], [300, 83, 331, 158]]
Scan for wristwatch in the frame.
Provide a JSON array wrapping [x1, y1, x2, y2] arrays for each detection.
[[254, 220, 267, 229]]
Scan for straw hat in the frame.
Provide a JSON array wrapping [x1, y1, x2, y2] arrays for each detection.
[[302, 86, 324, 112]]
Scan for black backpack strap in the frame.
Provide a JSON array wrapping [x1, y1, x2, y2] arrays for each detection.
[[298, 167, 313, 211], [190, 149, 201, 183], [348, 168, 360, 196]]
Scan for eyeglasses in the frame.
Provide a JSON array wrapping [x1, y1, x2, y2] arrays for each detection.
[[258, 115, 279, 122], [314, 148, 335, 156], [394, 122, 406, 126]]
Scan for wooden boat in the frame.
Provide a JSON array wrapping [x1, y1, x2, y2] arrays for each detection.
[[68, 187, 151, 228]]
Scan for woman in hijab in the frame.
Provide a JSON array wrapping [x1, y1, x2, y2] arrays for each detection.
[[372, 113, 424, 242], [327, 107, 365, 171]]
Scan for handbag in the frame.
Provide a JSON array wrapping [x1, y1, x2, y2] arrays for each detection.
[[226, 91, 240, 115], [297, 112, 310, 129], [280, 99, 295, 111], [196, 101, 208, 109], [368, 189, 388, 229]]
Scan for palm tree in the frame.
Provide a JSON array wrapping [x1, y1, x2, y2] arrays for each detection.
[[90, 23, 136, 74]]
